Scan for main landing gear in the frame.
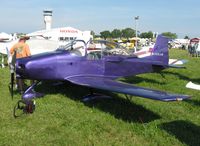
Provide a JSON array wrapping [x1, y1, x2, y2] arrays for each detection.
[[82, 88, 112, 102]]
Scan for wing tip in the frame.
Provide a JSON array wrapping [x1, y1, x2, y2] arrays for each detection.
[[162, 95, 191, 102]]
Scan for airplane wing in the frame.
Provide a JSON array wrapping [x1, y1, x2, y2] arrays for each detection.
[[66, 76, 190, 101]]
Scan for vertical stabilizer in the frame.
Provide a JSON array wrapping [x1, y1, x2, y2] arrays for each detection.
[[145, 35, 169, 65]]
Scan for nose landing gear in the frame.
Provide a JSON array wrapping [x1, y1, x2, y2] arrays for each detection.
[[13, 100, 35, 118], [13, 81, 43, 118]]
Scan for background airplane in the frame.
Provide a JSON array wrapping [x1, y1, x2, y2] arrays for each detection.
[[11, 35, 190, 117], [186, 81, 200, 90], [0, 36, 60, 68]]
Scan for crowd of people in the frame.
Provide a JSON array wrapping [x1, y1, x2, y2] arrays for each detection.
[[188, 42, 200, 57]]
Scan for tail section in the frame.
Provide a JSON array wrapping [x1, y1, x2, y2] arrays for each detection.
[[145, 35, 169, 65]]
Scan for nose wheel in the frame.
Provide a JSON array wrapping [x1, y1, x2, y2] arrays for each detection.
[[13, 100, 35, 118]]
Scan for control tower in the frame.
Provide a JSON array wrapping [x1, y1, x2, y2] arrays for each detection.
[[43, 10, 53, 30]]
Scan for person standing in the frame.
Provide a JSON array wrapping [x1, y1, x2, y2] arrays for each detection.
[[10, 36, 31, 93], [10, 36, 31, 58]]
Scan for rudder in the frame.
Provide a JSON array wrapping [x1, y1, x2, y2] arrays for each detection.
[[148, 35, 169, 65]]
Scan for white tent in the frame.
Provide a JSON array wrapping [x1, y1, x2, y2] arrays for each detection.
[[0, 32, 12, 40]]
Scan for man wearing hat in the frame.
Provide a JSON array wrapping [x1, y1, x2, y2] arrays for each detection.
[[10, 36, 31, 58], [10, 36, 31, 93]]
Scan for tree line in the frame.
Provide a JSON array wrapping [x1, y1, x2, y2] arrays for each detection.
[[92, 28, 180, 40]]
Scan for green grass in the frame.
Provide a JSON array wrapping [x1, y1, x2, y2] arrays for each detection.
[[0, 49, 200, 146]]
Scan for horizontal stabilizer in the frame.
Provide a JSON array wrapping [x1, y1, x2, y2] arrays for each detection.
[[67, 76, 190, 101], [168, 59, 188, 68], [169, 59, 188, 65], [168, 65, 186, 68]]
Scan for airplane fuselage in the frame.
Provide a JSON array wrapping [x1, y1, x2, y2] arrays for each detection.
[[16, 50, 164, 81]]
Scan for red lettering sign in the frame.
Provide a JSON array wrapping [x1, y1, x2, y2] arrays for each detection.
[[60, 29, 78, 33]]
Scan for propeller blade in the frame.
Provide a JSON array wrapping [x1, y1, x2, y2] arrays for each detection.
[[11, 51, 16, 67], [11, 73, 14, 99], [9, 51, 17, 99]]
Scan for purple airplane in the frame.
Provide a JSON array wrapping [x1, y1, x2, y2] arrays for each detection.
[[11, 35, 190, 117]]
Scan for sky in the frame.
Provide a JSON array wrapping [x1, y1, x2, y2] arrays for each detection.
[[0, 0, 199, 38]]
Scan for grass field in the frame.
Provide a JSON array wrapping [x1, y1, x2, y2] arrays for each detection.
[[0, 49, 200, 146]]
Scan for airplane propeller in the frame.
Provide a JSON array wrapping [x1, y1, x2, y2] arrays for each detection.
[[9, 51, 16, 99]]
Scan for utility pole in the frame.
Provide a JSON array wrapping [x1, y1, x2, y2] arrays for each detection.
[[134, 16, 139, 52]]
